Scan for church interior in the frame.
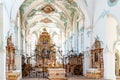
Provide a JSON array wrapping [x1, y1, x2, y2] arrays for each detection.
[[0, 0, 120, 80]]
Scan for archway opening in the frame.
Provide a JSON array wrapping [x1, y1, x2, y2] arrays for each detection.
[[106, 14, 119, 78]]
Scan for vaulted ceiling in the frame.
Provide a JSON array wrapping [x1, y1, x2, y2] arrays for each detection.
[[20, 0, 82, 46]]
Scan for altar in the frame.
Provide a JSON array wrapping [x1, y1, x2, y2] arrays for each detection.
[[6, 70, 21, 80], [48, 68, 66, 80], [86, 39, 104, 79], [86, 68, 101, 79], [35, 28, 56, 73]]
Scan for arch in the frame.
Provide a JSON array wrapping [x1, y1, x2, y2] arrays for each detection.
[[109, 14, 120, 77], [106, 13, 119, 52], [115, 49, 120, 76], [107, 13, 119, 25], [10, 0, 90, 28], [76, 0, 90, 28], [10, 0, 24, 22], [26, 15, 65, 31], [109, 14, 120, 50], [21, 1, 72, 26]]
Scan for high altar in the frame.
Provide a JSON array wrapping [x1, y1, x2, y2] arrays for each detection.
[[35, 28, 66, 80], [35, 28, 56, 68]]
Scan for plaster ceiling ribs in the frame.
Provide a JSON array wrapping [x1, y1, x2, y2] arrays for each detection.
[[20, 0, 79, 28], [41, 4, 55, 14], [22, 3, 69, 28], [19, 0, 82, 42], [40, 18, 53, 23], [27, 16, 65, 33]]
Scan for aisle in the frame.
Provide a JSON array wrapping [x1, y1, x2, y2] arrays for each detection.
[[22, 78, 48, 80], [22, 76, 120, 80], [22, 76, 103, 80]]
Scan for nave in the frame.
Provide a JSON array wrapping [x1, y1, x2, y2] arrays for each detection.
[[21, 76, 120, 80], [22, 76, 103, 80], [1, 0, 120, 80]]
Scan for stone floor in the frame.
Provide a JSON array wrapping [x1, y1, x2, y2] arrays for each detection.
[[22, 76, 104, 80], [21, 72, 120, 80], [22, 76, 120, 80]]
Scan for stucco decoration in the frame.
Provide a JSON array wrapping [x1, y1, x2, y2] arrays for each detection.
[[84, 0, 88, 7], [95, 35, 103, 44], [87, 31, 91, 37], [27, 9, 36, 17], [44, 0, 55, 3], [95, 9, 109, 24], [6, 31, 11, 40], [40, 18, 52, 23], [79, 27, 84, 33], [41, 4, 55, 14], [107, 0, 119, 7], [66, 0, 78, 7]]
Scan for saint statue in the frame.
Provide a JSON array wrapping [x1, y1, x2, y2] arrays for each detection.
[[43, 28, 47, 32]]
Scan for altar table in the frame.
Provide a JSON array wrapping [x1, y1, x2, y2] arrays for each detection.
[[48, 68, 66, 80], [6, 70, 21, 80], [86, 68, 101, 79]]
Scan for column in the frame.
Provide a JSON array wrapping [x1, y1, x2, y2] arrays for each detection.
[[0, 3, 5, 80], [17, 27, 22, 54], [76, 23, 79, 54], [104, 15, 116, 80], [14, 25, 18, 47], [15, 26, 22, 77], [74, 31, 77, 52], [15, 55, 22, 78], [104, 51, 116, 80], [70, 35, 73, 50]]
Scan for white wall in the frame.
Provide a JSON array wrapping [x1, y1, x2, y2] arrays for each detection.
[[103, 14, 118, 79], [92, 0, 120, 79], [0, 51, 6, 80], [0, 4, 6, 80], [0, 1, 23, 80]]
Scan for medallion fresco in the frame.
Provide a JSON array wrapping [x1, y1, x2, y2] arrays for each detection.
[[107, 0, 119, 7]]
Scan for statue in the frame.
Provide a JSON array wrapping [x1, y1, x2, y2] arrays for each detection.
[[43, 28, 47, 32], [7, 35, 13, 46]]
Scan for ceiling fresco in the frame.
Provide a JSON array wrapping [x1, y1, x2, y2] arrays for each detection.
[[40, 18, 53, 23], [107, 0, 119, 7], [20, 0, 82, 44], [41, 4, 55, 14]]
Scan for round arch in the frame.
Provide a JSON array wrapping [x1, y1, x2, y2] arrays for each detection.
[[108, 14, 120, 77]]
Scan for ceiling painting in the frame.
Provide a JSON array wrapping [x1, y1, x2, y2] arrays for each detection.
[[41, 4, 55, 14], [40, 18, 53, 23], [107, 0, 119, 7], [19, 0, 82, 44]]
